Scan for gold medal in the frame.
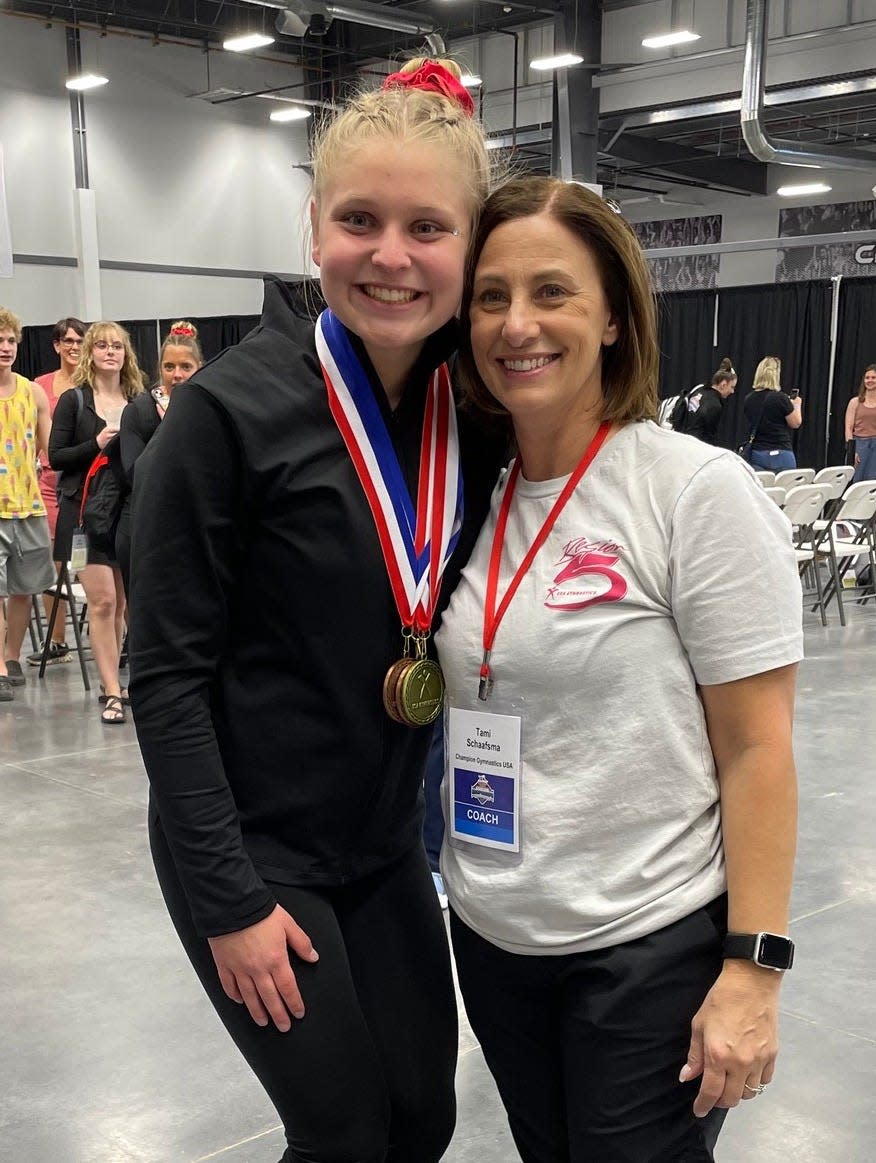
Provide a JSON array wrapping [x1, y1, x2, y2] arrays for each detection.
[[383, 632, 444, 727], [396, 657, 445, 726]]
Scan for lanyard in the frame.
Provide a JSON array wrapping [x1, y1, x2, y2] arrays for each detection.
[[316, 310, 464, 634], [479, 420, 611, 700]]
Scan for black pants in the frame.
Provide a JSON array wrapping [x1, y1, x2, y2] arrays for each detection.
[[450, 899, 729, 1163], [151, 819, 457, 1163]]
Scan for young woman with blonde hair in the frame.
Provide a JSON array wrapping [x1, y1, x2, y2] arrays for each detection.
[[130, 59, 502, 1161], [49, 321, 145, 723], [742, 355, 803, 469]]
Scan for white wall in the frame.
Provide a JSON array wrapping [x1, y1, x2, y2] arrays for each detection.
[[0, 16, 313, 324]]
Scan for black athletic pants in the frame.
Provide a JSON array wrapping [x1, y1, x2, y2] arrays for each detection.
[[151, 819, 457, 1163], [450, 898, 729, 1163]]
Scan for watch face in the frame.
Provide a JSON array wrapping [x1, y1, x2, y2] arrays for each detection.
[[758, 933, 793, 969]]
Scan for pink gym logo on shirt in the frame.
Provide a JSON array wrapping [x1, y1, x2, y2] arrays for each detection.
[[544, 537, 628, 611]]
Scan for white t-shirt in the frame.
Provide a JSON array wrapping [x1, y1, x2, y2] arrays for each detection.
[[435, 421, 803, 956]]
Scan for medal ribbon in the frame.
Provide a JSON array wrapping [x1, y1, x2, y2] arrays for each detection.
[[316, 309, 463, 632], [480, 421, 612, 693]]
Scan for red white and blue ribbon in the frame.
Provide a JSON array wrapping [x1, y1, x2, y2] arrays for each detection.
[[316, 309, 463, 632]]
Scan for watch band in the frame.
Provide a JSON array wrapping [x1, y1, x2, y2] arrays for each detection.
[[723, 931, 794, 971]]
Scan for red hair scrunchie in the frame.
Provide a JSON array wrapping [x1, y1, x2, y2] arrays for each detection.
[[170, 325, 195, 337], [382, 61, 475, 118]]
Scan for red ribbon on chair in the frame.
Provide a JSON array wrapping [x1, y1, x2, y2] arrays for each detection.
[[382, 61, 475, 118]]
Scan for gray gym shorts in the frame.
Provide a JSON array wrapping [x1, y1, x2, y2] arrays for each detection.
[[0, 516, 56, 598]]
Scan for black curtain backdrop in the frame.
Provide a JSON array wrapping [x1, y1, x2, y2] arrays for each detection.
[[715, 281, 833, 467], [657, 290, 718, 402], [16, 314, 261, 384], [830, 278, 876, 466]]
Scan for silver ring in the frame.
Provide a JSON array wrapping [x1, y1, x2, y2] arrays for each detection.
[[744, 1082, 767, 1095]]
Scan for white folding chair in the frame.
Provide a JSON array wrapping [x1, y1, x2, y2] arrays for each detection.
[[764, 486, 786, 506], [753, 470, 775, 487], [810, 481, 876, 626], [783, 486, 829, 624], [813, 465, 854, 491], [774, 468, 816, 489]]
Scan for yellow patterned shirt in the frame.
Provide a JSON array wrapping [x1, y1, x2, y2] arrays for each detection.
[[0, 374, 46, 519]]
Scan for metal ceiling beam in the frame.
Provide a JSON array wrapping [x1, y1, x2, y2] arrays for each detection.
[[601, 132, 769, 195], [741, 0, 876, 171]]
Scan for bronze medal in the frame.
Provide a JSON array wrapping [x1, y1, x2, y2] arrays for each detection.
[[383, 657, 411, 724], [396, 658, 445, 726]]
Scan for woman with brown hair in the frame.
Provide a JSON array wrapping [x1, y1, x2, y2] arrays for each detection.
[[844, 363, 876, 482], [437, 177, 802, 1162], [28, 317, 86, 665], [49, 321, 145, 723]]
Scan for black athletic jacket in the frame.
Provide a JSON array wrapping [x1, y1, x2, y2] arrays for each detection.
[[129, 279, 504, 938]]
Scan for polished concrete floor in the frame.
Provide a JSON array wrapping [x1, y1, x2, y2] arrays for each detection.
[[1, 604, 875, 1163]]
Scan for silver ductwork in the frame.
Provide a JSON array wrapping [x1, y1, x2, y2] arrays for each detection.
[[741, 0, 875, 171], [241, 0, 444, 54]]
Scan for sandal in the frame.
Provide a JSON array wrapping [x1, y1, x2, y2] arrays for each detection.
[[99, 685, 130, 706], [100, 695, 126, 725]]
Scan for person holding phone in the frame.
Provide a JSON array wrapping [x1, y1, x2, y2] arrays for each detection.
[[743, 356, 802, 470]]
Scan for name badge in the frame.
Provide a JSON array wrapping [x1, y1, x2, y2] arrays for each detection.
[[70, 529, 89, 572], [448, 707, 521, 852]]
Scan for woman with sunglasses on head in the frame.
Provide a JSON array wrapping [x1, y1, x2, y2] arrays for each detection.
[[27, 317, 86, 666], [436, 178, 801, 1163], [129, 60, 502, 1162], [49, 322, 145, 724], [114, 321, 203, 596]]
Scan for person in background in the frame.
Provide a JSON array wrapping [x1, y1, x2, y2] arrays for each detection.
[[844, 363, 876, 483], [674, 357, 737, 445], [129, 59, 501, 1163], [0, 307, 55, 703], [436, 178, 802, 1163], [49, 322, 145, 724], [27, 316, 86, 666], [743, 355, 802, 470], [115, 321, 202, 595]]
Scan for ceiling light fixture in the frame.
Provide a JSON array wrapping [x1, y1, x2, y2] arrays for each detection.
[[777, 182, 832, 197], [65, 73, 109, 91], [269, 106, 311, 122], [223, 32, 275, 52], [530, 53, 583, 71], [460, 74, 482, 88], [641, 31, 701, 49]]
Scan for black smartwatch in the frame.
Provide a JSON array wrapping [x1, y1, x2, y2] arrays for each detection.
[[723, 931, 794, 971]]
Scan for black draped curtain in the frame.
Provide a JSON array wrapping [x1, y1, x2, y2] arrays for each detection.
[[657, 290, 717, 403], [716, 281, 832, 467], [830, 278, 876, 466]]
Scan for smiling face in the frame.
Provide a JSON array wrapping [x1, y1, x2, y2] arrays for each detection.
[[310, 136, 471, 390], [54, 327, 84, 374], [160, 345, 199, 391], [469, 212, 619, 430], [863, 368, 876, 393]]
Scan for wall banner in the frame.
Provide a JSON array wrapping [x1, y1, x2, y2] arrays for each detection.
[[777, 200, 876, 280], [633, 214, 722, 292]]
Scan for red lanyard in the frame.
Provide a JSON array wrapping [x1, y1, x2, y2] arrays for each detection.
[[479, 421, 611, 700]]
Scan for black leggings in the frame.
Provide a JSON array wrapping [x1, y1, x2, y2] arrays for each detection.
[[151, 819, 457, 1163], [450, 899, 729, 1163]]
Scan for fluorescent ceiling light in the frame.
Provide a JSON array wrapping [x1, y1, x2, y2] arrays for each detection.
[[269, 106, 311, 123], [641, 31, 701, 49], [460, 74, 482, 88], [65, 73, 109, 91], [223, 33, 274, 52], [530, 53, 584, 71], [777, 182, 832, 197]]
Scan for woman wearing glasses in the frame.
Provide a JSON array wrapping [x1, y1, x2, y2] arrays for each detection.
[[49, 322, 146, 723], [28, 318, 86, 666]]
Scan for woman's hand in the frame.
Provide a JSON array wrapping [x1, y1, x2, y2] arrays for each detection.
[[679, 960, 782, 1117], [207, 905, 319, 1032], [96, 426, 119, 450]]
